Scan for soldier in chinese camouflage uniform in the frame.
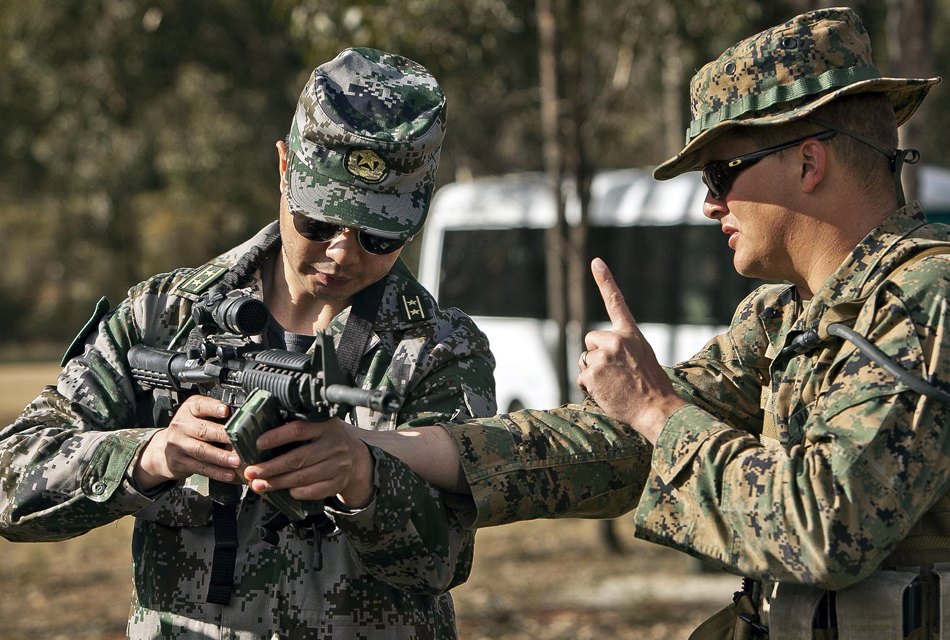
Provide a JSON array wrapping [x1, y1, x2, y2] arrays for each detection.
[[0, 48, 496, 640], [355, 8, 950, 639]]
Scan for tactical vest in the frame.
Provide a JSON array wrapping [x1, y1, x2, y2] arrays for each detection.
[[693, 247, 950, 640]]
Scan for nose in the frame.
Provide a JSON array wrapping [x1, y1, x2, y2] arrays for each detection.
[[324, 229, 362, 265], [703, 190, 727, 221]]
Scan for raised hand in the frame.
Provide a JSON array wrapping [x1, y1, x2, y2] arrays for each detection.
[[576, 258, 686, 444]]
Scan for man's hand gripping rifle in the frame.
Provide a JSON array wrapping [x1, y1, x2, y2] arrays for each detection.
[[128, 290, 400, 519]]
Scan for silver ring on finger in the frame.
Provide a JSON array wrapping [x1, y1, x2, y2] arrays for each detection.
[[581, 350, 589, 368]]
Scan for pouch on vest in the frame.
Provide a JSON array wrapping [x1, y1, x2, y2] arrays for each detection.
[[771, 570, 921, 640]]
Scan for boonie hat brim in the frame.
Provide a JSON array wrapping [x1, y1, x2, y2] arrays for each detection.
[[653, 8, 941, 181]]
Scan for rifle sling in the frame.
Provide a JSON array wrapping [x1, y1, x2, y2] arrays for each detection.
[[206, 501, 240, 605], [335, 274, 387, 383], [205, 268, 389, 604]]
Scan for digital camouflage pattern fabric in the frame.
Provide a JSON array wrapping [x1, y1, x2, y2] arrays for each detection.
[[286, 47, 446, 240], [445, 203, 950, 593], [0, 221, 496, 640], [653, 7, 939, 180]]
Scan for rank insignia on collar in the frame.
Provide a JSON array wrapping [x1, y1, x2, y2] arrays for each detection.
[[399, 294, 428, 322], [177, 264, 228, 296]]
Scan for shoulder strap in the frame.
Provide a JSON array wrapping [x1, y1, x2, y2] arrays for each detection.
[[818, 246, 950, 341], [335, 275, 387, 382]]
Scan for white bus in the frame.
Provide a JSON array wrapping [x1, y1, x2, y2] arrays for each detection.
[[418, 166, 950, 413]]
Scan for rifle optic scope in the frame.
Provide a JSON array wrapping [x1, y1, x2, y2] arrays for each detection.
[[193, 293, 269, 336]]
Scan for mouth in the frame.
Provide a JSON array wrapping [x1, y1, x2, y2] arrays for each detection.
[[721, 225, 738, 249], [312, 269, 352, 288]]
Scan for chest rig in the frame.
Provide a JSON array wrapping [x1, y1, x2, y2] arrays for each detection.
[[754, 247, 950, 640]]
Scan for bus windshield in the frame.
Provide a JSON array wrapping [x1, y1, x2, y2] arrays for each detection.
[[436, 225, 763, 325]]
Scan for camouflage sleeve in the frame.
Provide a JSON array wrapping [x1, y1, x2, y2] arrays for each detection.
[[0, 296, 157, 542], [327, 446, 474, 594], [634, 264, 950, 590], [667, 283, 784, 427], [397, 310, 497, 424], [330, 310, 495, 592], [442, 401, 653, 528], [432, 287, 783, 530]]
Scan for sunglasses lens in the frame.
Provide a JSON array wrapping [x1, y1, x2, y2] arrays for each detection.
[[292, 212, 405, 254], [293, 215, 342, 242], [358, 232, 405, 255], [702, 163, 731, 199]]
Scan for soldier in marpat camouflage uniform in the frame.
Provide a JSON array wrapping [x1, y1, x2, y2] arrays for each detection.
[[0, 48, 496, 640], [356, 8, 950, 638]]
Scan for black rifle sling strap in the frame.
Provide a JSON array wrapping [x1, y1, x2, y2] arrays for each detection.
[[205, 232, 281, 605], [205, 266, 389, 605], [336, 274, 388, 384], [206, 501, 241, 605]]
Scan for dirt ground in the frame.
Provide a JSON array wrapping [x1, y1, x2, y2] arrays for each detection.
[[0, 363, 738, 640], [0, 516, 737, 640]]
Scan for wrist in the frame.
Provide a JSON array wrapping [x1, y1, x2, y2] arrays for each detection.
[[132, 456, 165, 492], [131, 435, 169, 491], [637, 397, 687, 445], [336, 440, 377, 508]]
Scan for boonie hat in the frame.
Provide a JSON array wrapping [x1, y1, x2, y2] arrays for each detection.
[[654, 7, 940, 180], [286, 47, 446, 239]]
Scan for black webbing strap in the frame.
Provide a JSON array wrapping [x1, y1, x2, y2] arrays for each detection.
[[206, 500, 240, 605], [202, 235, 281, 606], [335, 275, 387, 383]]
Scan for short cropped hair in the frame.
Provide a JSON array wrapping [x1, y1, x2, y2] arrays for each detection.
[[738, 94, 899, 197]]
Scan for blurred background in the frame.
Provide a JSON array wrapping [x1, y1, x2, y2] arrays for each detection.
[[2, 0, 948, 360], [1, 0, 949, 638]]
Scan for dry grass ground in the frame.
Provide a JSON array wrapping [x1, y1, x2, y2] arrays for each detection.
[[0, 362, 738, 639]]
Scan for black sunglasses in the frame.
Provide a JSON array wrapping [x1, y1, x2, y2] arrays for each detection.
[[701, 129, 836, 199], [292, 212, 406, 255]]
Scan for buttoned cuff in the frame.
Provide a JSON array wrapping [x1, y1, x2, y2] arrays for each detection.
[[81, 429, 160, 511]]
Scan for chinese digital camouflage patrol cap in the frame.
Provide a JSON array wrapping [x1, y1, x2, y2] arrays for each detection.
[[285, 47, 446, 239], [653, 7, 940, 180]]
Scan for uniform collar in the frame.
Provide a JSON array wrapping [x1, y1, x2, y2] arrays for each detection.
[[800, 202, 929, 329]]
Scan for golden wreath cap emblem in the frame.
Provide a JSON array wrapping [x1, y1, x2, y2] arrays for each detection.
[[345, 148, 388, 184]]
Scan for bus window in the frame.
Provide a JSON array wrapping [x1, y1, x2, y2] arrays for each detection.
[[438, 227, 548, 318], [587, 225, 761, 326], [438, 224, 761, 326]]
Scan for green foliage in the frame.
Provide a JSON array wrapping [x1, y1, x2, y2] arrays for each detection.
[[0, 0, 301, 343], [0, 0, 947, 350]]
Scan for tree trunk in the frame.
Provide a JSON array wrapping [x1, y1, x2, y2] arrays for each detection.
[[536, 0, 570, 405], [566, 0, 590, 388]]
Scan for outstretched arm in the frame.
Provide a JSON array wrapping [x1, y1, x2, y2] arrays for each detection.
[[343, 423, 465, 491]]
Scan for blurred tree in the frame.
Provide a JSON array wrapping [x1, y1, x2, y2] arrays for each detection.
[[887, 0, 936, 203], [1, 0, 948, 355], [0, 0, 301, 347], [273, 0, 541, 183]]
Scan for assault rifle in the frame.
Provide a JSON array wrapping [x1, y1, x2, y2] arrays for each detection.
[[128, 290, 400, 519]]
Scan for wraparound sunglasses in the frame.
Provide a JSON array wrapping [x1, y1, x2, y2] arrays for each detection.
[[292, 212, 406, 255], [701, 129, 837, 198]]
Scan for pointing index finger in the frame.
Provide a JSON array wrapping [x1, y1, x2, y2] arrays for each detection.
[[591, 258, 636, 332]]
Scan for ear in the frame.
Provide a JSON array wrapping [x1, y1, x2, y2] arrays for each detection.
[[276, 141, 289, 193], [798, 137, 827, 194]]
